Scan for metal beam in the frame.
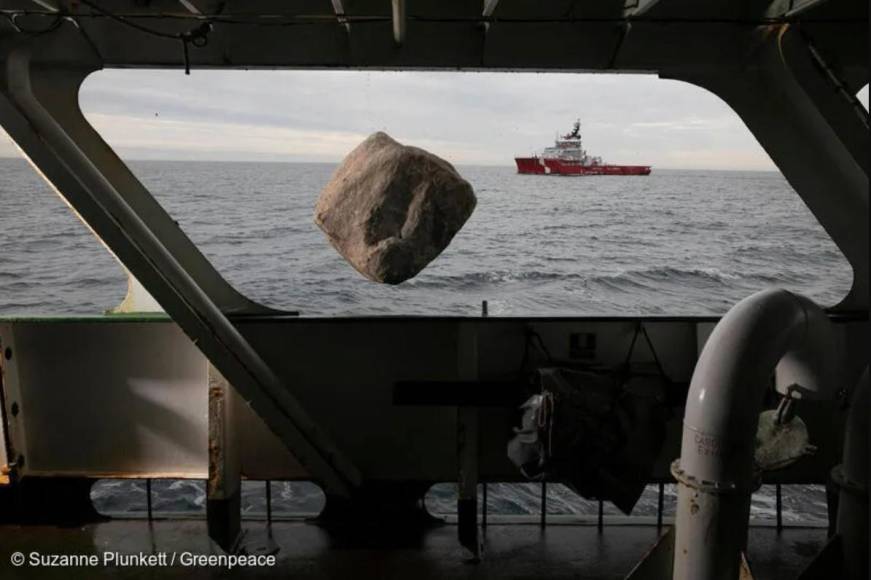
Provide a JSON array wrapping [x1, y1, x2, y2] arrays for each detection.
[[482, 0, 500, 18], [766, 0, 830, 18], [177, 0, 202, 15], [207, 365, 242, 552], [0, 335, 10, 486], [392, 0, 405, 46], [330, 0, 350, 32], [28, 0, 59, 11], [623, 0, 664, 18], [482, 0, 499, 34], [456, 323, 481, 558]]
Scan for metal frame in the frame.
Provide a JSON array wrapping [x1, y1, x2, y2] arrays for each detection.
[[672, 25, 868, 311], [0, 338, 10, 485], [0, 43, 361, 497]]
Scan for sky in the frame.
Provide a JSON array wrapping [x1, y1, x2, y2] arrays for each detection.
[[0, 70, 867, 170]]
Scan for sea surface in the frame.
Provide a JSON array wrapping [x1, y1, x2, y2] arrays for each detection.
[[0, 158, 843, 523]]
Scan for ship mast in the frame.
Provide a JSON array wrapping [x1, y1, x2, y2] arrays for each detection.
[[563, 119, 581, 141]]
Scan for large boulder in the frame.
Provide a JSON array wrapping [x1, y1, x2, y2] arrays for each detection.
[[314, 132, 477, 284]]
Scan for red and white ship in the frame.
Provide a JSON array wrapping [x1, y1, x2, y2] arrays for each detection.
[[515, 120, 651, 176]]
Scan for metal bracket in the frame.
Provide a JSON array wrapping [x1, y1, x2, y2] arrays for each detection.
[[670, 459, 762, 495]]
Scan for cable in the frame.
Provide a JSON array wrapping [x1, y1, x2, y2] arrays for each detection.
[[75, 0, 212, 74], [76, 0, 186, 39]]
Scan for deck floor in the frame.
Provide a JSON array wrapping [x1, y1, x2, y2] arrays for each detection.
[[0, 519, 826, 579]]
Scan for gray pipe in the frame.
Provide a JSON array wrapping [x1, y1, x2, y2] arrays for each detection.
[[834, 368, 868, 580], [672, 289, 837, 580]]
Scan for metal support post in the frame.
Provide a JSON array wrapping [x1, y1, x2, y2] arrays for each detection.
[[207, 365, 242, 552], [456, 323, 481, 558]]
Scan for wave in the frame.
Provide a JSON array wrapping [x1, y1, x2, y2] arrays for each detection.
[[379, 265, 814, 298], [406, 269, 582, 290], [586, 266, 742, 292]]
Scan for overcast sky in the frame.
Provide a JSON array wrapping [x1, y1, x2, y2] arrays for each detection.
[[0, 70, 867, 170]]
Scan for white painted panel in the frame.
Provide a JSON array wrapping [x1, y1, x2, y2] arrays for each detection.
[[10, 322, 207, 478]]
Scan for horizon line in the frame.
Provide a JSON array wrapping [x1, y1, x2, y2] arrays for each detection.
[[0, 155, 781, 173]]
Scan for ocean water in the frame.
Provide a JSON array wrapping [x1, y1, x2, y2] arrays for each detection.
[[0, 158, 842, 523], [0, 159, 851, 316]]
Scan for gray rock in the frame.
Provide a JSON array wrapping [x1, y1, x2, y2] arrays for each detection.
[[314, 132, 477, 284]]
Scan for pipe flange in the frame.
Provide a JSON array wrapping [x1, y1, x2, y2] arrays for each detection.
[[830, 465, 868, 500], [670, 459, 762, 494]]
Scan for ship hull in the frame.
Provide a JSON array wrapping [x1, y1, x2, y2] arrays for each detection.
[[515, 157, 651, 176]]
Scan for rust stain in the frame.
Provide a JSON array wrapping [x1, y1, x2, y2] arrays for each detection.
[[208, 384, 227, 497]]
